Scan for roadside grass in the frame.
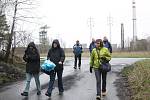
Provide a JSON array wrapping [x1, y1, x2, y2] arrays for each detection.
[[0, 61, 25, 86], [122, 59, 150, 100]]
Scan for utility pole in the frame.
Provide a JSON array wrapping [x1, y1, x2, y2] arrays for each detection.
[[132, 0, 137, 50], [87, 17, 94, 43], [107, 14, 113, 42]]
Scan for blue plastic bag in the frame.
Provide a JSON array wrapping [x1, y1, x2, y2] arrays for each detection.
[[41, 60, 56, 74]]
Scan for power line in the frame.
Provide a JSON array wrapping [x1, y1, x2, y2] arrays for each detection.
[[107, 14, 113, 42], [87, 17, 94, 43]]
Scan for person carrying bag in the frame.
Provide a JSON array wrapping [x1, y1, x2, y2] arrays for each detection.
[[45, 39, 65, 98], [89, 39, 111, 100]]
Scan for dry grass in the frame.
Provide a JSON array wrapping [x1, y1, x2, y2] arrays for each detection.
[[40, 51, 150, 58], [112, 51, 150, 58], [122, 59, 150, 100]]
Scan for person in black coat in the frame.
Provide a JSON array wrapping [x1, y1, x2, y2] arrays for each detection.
[[89, 38, 96, 54], [45, 39, 65, 97], [21, 42, 41, 96]]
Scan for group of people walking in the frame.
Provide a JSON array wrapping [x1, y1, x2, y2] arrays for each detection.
[[73, 37, 112, 99], [21, 36, 112, 100], [21, 39, 65, 97]]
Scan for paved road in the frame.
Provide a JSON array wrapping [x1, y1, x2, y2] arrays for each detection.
[[0, 57, 144, 100]]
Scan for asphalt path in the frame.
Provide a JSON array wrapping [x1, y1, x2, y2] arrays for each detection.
[[0, 57, 144, 100]]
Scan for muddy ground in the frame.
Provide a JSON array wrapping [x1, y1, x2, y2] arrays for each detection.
[[114, 72, 133, 100]]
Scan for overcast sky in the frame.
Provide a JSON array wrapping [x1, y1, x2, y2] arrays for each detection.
[[29, 0, 150, 48]]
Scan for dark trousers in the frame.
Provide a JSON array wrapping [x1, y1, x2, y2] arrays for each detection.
[[74, 54, 81, 68], [94, 69, 107, 96], [47, 69, 64, 94]]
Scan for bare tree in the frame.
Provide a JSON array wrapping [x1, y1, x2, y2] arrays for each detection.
[[15, 30, 32, 47], [0, 0, 7, 14], [3, 0, 39, 63], [4, 0, 18, 63]]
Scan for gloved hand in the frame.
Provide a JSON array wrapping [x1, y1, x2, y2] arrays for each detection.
[[101, 56, 106, 60], [101, 57, 110, 63], [90, 66, 93, 73]]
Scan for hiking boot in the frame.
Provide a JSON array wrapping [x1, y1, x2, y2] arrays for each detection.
[[45, 92, 51, 97], [37, 91, 41, 95], [102, 91, 106, 96], [21, 92, 28, 96], [59, 91, 63, 95], [96, 95, 101, 100], [73, 66, 77, 69]]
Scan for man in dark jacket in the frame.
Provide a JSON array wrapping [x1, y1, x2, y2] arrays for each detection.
[[21, 42, 41, 96], [73, 40, 82, 69], [89, 38, 96, 54], [103, 36, 112, 53], [45, 39, 65, 97]]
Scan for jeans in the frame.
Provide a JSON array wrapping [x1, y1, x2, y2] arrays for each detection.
[[74, 54, 81, 68], [24, 73, 41, 93], [94, 69, 107, 96], [47, 70, 64, 94]]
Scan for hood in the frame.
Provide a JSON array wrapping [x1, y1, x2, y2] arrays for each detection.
[[52, 39, 60, 48], [28, 42, 36, 49], [103, 38, 108, 42], [25, 42, 37, 53], [103, 40, 108, 43]]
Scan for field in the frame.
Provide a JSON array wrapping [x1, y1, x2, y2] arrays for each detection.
[[112, 51, 150, 58], [40, 51, 150, 58]]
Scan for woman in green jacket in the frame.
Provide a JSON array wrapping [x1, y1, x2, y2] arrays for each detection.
[[90, 39, 111, 100]]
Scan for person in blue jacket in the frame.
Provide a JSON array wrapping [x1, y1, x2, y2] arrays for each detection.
[[103, 36, 112, 53], [73, 40, 83, 69], [89, 38, 96, 54]]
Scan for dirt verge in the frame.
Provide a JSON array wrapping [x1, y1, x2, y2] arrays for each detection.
[[114, 72, 132, 100]]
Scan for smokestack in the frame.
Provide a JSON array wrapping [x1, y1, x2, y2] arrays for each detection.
[[121, 23, 124, 50], [132, 0, 137, 49]]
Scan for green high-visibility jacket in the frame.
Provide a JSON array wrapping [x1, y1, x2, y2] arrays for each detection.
[[90, 47, 111, 69]]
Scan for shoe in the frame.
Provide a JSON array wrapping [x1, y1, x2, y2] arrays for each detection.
[[96, 95, 101, 100], [21, 92, 28, 96], [37, 91, 41, 95], [78, 67, 80, 69], [74, 67, 77, 69], [45, 92, 51, 97], [102, 91, 106, 96], [59, 92, 63, 95]]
